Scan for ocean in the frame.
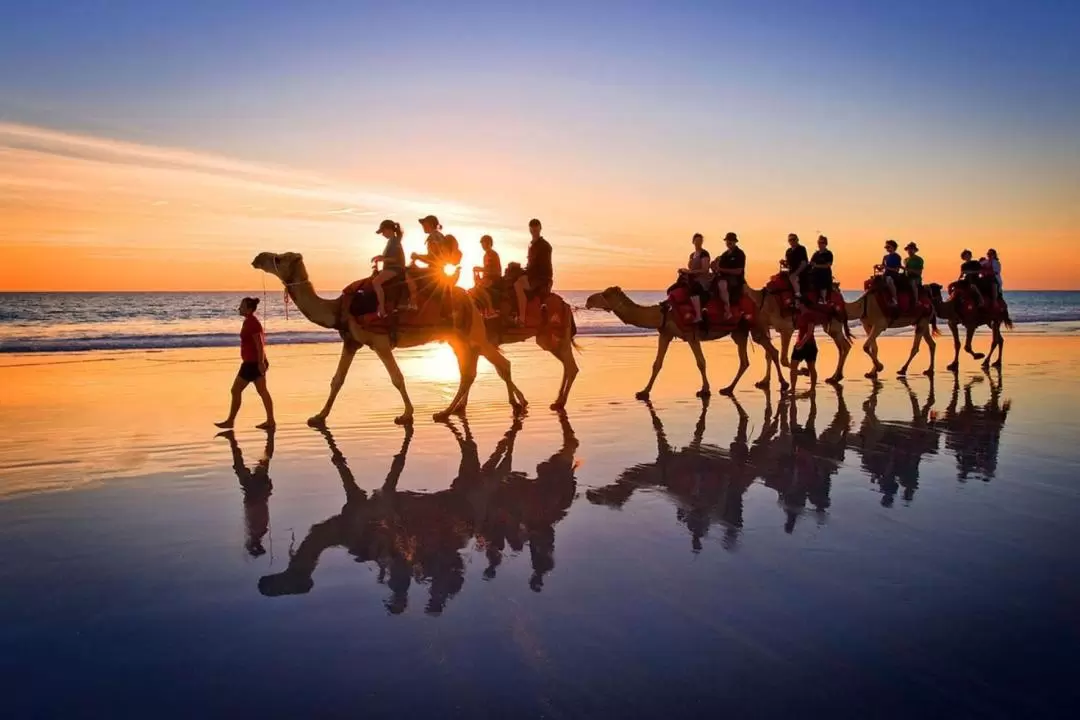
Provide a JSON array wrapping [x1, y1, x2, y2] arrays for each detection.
[[2, 290, 1079, 354]]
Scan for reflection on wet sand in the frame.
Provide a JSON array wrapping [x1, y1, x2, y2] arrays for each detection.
[[588, 372, 1012, 548], [258, 414, 578, 613], [219, 429, 275, 557]]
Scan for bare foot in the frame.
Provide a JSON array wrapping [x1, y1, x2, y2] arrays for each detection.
[[256, 420, 276, 430], [214, 420, 234, 429]]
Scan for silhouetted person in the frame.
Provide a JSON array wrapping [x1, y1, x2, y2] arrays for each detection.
[[220, 428, 275, 557]]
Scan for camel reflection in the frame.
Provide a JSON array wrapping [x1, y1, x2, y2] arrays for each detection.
[[219, 429, 275, 557], [849, 379, 940, 507], [939, 369, 1011, 482], [258, 414, 578, 614], [587, 391, 855, 547]]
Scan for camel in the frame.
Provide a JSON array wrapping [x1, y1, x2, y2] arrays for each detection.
[[846, 289, 937, 378], [927, 283, 1011, 372], [258, 414, 579, 608], [754, 283, 855, 384], [252, 252, 526, 424], [584, 286, 786, 398], [938, 368, 1011, 483]]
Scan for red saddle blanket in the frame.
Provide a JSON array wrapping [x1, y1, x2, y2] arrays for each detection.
[[863, 275, 933, 317], [947, 282, 1010, 321], [341, 276, 462, 332], [666, 286, 756, 333], [766, 273, 845, 318]]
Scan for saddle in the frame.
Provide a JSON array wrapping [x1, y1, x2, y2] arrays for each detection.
[[665, 283, 755, 333], [864, 274, 933, 317], [947, 281, 1009, 321], [341, 269, 463, 333], [469, 279, 573, 349], [767, 273, 846, 321]]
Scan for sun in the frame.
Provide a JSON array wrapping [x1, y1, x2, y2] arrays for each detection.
[[399, 343, 468, 384]]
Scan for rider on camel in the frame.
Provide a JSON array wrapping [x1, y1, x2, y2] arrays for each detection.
[[409, 214, 448, 301], [712, 232, 745, 320], [513, 218, 553, 324], [959, 249, 985, 307], [903, 242, 924, 301], [472, 234, 502, 315], [809, 234, 834, 306], [785, 233, 810, 306], [982, 248, 1002, 306], [875, 239, 903, 306], [371, 219, 412, 317], [680, 233, 711, 324]]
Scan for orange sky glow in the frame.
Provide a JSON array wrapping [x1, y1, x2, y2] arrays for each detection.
[[2, 121, 1077, 292]]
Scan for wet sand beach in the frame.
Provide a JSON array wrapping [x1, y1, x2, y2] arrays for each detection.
[[2, 335, 1079, 717]]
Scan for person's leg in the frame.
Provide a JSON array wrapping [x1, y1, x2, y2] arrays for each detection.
[[253, 376, 276, 428], [970, 283, 984, 307], [216, 375, 249, 428], [514, 276, 530, 321], [718, 278, 732, 318], [808, 359, 818, 387], [789, 359, 799, 393], [910, 278, 920, 301], [404, 271, 419, 310], [988, 281, 998, 306], [690, 295, 703, 322], [372, 270, 391, 316], [885, 276, 897, 304], [789, 273, 801, 300]]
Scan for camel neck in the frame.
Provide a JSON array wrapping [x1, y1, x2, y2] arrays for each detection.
[[607, 291, 663, 330], [286, 279, 340, 330]]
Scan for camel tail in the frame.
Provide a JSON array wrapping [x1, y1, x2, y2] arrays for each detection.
[[930, 310, 941, 337], [1003, 306, 1014, 331], [840, 300, 855, 341]]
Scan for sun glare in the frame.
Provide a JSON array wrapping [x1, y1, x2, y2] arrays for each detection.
[[399, 343, 466, 384], [443, 263, 458, 277]]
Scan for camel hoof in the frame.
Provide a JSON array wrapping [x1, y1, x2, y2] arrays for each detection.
[[778, 381, 790, 392], [396, 414, 415, 425], [865, 372, 878, 379], [549, 402, 566, 411], [981, 361, 991, 371], [754, 380, 770, 390], [307, 415, 327, 428], [718, 386, 735, 396], [635, 391, 651, 401], [451, 406, 468, 417], [991, 360, 1002, 369], [923, 368, 934, 376], [825, 376, 841, 385], [897, 368, 908, 376], [946, 362, 959, 372], [972, 352, 985, 360], [696, 389, 711, 399]]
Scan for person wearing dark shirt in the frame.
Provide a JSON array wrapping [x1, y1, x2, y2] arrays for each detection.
[[875, 239, 903, 306], [514, 218, 553, 321], [472, 234, 503, 314], [958, 249, 985, 306], [712, 232, 745, 319], [785, 233, 810, 302], [810, 234, 834, 301]]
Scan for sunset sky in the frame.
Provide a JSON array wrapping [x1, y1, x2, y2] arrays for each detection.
[[2, 0, 1078, 291]]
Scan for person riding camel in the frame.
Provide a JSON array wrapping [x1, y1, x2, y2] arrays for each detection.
[[370, 219, 413, 317], [409, 214, 448, 300], [875, 239, 903, 306], [712, 231, 745, 320], [958, 249, 985, 307], [903, 242, 924, 302], [809, 234, 834, 305], [513, 218, 553, 324], [472, 234, 502, 315], [785, 233, 810, 306], [679, 233, 711, 324], [982, 248, 1002, 306]]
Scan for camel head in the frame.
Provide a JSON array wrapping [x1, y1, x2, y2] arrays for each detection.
[[926, 282, 944, 303], [252, 252, 307, 286], [584, 286, 623, 312]]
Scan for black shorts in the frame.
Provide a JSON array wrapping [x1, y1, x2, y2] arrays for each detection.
[[792, 340, 818, 364], [239, 360, 268, 382]]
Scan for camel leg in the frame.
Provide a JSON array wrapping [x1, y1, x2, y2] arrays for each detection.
[[719, 332, 751, 395], [435, 342, 478, 421], [897, 327, 923, 376], [946, 320, 962, 372], [479, 343, 527, 412], [779, 327, 793, 368], [637, 333, 673, 400], [986, 323, 1003, 369], [550, 345, 579, 410], [826, 322, 850, 384], [310, 340, 359, 426], [923, 324, 936, 375], [371, 342, 414, 425], [862, 325, 884, 377], [688, 338, 711, 398], [965, 324, 984, 360]]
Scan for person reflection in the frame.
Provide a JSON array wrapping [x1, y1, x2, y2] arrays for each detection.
[[258, 414, 578, 612], [218, 429, 275, 557], [941, 368, 1011, 482]]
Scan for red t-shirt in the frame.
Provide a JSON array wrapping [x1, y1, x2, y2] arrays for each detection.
[[240, 315, 265, 363]]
